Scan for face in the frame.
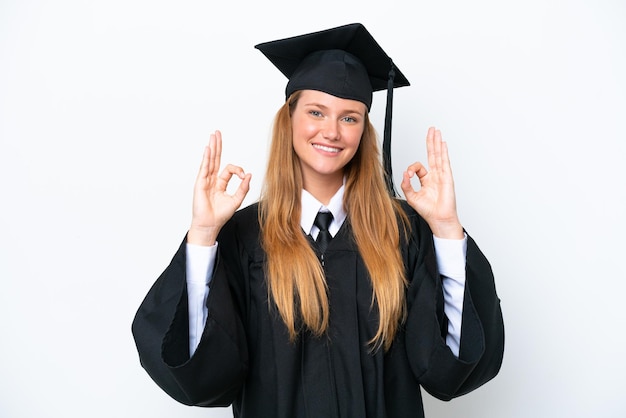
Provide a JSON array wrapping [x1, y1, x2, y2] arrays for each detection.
[[291, 89, 367, 188]]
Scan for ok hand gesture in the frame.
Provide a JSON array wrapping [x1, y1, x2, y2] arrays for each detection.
[[400, 127, 464, 239], [188, 130, 252, 246]]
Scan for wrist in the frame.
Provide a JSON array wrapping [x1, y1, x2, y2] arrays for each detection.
[[430, 220, 464, 240], [187, 225, 220, 246]]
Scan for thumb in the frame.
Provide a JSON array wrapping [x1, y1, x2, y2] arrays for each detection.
[[232, 173, 252, 204]]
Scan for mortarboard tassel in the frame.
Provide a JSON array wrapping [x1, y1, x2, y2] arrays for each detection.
[[383, 62, 396, 197]]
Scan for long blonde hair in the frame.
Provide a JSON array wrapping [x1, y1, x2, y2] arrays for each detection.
[[259, 91, 409, 351]]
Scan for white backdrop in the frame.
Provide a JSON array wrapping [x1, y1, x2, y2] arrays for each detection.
[[1, 1, 625, 417]]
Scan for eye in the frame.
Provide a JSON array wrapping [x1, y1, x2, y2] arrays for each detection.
[[309, 110, 323, 117], [342, 115, 358, 123]]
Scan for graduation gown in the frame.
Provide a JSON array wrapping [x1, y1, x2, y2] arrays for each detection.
[[132, 201, 504, 418]]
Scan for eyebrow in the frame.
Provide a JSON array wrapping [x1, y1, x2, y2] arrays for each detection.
[[302, 102, 365, 116]]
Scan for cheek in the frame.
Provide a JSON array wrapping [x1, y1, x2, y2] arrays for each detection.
[[292, 113, 313, 134], [348, 142, 361, 160], [345, 127, 364, 149], [294, 120, 318, 139], [291, 121, 313, 154]]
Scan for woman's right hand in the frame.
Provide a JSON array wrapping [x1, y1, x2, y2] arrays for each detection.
[[187, 130, 252, 246]]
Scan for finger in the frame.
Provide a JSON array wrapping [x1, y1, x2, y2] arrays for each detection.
[[432, 128, 444, 174], [213, 130, 223, 177], [401, 162, 429, 198], [207, 132, 218, 177], [400, 171, 416, 196], [405, 161, 428, 180], [220, 164, 247, 180], [196, 143, 210, 183], [426, 127, 435, 171], [434, 129, 443, 165], [441, 140, 452, 177], [216, 164, 247, 192], [232, 173, 252, 204]]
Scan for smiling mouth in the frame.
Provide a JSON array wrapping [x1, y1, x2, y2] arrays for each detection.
[[313, 144, 341, 153]]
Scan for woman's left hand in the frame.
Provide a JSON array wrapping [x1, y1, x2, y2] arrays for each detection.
[[400, 127, 464, 239]]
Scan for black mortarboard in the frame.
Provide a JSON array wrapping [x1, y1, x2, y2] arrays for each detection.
[[255, 23, 410, 195]]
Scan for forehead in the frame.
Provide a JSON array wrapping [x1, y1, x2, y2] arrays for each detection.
[[297, 90, 368, 113]]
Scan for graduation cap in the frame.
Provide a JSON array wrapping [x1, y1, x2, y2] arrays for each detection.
[[255, 23, 410, 195]]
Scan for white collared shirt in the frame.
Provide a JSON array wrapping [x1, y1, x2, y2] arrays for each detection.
[[186, 187, 467, 357], [300, 185, 347, 240]]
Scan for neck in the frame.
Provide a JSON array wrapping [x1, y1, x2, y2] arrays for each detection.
[[302, 173, 343, 206]]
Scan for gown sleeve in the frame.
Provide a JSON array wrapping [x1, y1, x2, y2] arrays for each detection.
[[404, 210, 504, 401], [131, 233, 249, 407]]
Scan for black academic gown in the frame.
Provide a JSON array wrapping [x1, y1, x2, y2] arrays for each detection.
[[132, 201, 504, 418]]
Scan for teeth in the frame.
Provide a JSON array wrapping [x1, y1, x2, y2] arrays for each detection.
[[313, 144, 340, 153]]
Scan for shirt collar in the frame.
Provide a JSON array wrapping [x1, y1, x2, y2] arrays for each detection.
[[300, 182, 347, 237]]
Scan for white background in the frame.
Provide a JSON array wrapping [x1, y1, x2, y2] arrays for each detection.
[[1, 1, 625, 417]]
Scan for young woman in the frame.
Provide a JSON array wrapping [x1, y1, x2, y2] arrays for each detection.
[[132, 23, 504, 418]]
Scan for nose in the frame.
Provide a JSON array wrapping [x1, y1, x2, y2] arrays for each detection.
[[321, 119, 340, 141]]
